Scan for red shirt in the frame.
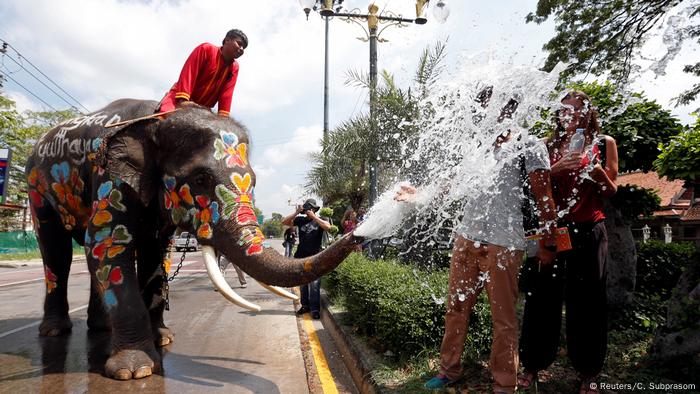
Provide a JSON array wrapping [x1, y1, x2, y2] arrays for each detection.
[[550, 143, 606, 224], [159, 43, 239, 117]]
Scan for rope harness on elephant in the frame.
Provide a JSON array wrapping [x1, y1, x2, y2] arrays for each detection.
[[162, 232, 191, 311]]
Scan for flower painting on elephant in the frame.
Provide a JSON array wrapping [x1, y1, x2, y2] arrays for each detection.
[[163, 175, 194, 224], [214, 130, 248, 169], [49, 161, 90, 230]]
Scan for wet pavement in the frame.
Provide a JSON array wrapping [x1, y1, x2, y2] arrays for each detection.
[[0, 240, 358, 393]]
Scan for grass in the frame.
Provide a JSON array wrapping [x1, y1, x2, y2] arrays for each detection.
[[0, 247, 84, 261]]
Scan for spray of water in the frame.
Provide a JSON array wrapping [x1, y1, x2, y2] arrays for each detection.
[[356, 56, 566, 248]]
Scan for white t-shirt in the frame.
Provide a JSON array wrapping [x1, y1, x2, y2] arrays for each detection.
[[455, 136, 550, 250]]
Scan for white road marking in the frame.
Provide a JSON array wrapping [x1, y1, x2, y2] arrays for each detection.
[[0, 271, 90, 288], [0, 304, 89, 339]]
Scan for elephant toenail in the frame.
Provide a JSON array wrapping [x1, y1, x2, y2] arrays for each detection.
[[133, 366, 152, 379], [114, 369, 132, 380]]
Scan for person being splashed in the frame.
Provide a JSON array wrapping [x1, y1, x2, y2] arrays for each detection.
[[396, 87, 559, 394], [518, 91, 618, 394]]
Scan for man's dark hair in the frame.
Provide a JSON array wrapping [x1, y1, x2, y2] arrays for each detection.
[[223, 29, 248, 48]]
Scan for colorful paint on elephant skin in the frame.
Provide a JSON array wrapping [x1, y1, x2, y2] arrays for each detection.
[[91, 180, 126, 226], [163, 175, 194, 224], [216, 172, 257, 225], [238, 227, 265, 256], [213, 130, 248, 168], [95, 264, 124, 310], [28, 167, 50, 208], [191, 195, 220, 239], [89, 225, 133, 262], [50, 161, 89, 230], [44, 266, 58, 294]]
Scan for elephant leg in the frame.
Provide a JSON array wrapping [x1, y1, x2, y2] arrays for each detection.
[[85, 217, 160, 379], [137, 227, 173, 347], [36, 208, 74, 337], [87, 270, 111, 331]]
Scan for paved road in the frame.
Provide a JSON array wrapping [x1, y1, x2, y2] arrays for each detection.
[[0, 239, 357, 393]]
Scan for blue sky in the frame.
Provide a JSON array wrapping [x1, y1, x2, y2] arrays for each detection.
[[0, 0, 696, 216]]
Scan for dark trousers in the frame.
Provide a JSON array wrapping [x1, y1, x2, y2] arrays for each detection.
[[519, 221, 608, 377], [296, 249, 321, 312], [300, 279, 321, 312]]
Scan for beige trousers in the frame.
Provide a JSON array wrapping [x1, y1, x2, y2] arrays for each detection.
[[439, 236, 523, 394]]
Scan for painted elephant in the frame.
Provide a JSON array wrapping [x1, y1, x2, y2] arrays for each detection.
[[25, 99, 361, 380]]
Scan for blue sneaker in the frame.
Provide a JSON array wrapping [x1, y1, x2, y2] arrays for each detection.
[[424, 374, 451, 389]]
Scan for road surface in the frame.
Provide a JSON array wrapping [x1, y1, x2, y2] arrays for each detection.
[[0, 239, 357, 393]]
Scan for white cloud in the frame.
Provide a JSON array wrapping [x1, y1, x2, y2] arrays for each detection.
[[4, 90, 41, 112], [1, 0, 697, 218], [259, 124, 323, 166]]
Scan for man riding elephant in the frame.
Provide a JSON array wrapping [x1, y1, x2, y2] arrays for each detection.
[[158, 29, 247, 117], [26, 99, 361, 380]]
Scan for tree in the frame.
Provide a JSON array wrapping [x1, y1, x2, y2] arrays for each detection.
[[306, 41, 446, 210], [655, 117, 700, 181], [0, 93, 76, 229], [529, 1, 700, 109], [567, 81, 684, 172]]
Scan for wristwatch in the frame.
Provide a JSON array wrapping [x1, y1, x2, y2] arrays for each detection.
[[542, 244, 557, 253]]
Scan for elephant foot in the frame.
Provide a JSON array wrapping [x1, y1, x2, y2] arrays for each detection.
[[39, 316, 72, 336], [105, 348, 161, 380], [154, 327, 174, 347]]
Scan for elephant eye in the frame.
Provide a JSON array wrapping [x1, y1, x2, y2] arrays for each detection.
[[194, 173, 209, 186]]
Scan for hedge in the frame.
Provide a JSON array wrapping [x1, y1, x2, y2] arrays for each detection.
[[324, 253, 493, 359], [613, 240, 699, 331]]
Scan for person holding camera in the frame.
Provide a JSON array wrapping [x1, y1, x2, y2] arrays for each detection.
[[281, 198, 331, 319]]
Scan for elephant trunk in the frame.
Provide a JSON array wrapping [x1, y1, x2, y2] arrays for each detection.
[[214, 226, 363, 288]]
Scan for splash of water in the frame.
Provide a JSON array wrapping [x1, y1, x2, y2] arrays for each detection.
[[356, 56, 566, 245]]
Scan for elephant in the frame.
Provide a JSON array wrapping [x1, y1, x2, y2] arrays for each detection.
[[25, 99, 362, 380]]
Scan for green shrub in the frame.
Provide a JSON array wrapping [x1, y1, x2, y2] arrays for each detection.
[[612, 241, 698, 332], [636, 240, 698, 299], [325, 253, 493, 359]]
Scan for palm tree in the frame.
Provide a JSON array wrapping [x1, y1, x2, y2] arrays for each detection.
[[306, 40, 447, 210]]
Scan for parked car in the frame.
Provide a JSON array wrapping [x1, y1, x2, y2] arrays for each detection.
[[174, 232, 199, 252]]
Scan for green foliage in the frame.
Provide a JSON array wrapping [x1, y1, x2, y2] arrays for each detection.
[[528, 0, 698, 89], [0, 93, 77, 229], [567, 81, 683, 172], [325, 254, 493, 359], [319, 207, 333, 218], [328, 225, 339, 236], [307, 40, 447, 208], [261, 218, 283, 238], [637, 240, 697, 299], [655, 120, 700, 181], [610, 185, 661, 222], [612, 240, 698, 332]]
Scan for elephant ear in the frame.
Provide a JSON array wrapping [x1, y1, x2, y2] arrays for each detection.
[[96, 119, 159, 205]]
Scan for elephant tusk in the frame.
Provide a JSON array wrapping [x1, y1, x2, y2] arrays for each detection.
[[255, 280, 300, 301], [202, 246, 261, 312]]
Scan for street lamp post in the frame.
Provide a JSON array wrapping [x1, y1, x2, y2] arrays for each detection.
[[663, 223, 673, 244], [642, 224, 650, 243], [300, 0, 449, 206]]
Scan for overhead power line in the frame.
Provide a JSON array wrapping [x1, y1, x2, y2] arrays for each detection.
[[0, 70, 59, 112], [2, 52, 81, 113], [0, 38, 89, 113]]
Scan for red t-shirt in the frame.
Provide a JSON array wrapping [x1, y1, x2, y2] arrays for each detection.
[[550, 143, 606, 224], [159, 43, 239, 117]]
